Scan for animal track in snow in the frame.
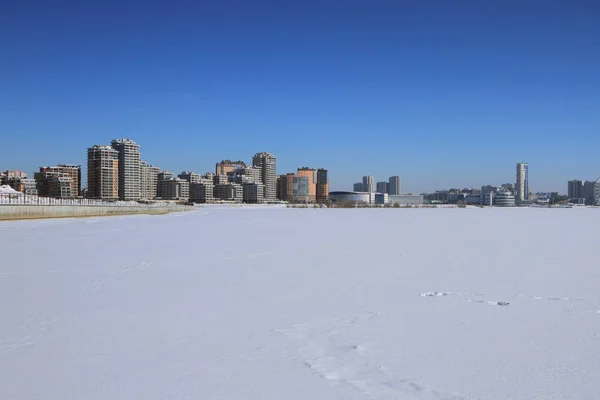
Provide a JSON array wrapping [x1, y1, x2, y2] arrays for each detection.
[[274, 312, 466, 400], [518, 294, 585, 301], [86, 261, 151, 293], [469, 300, 510, 307], [420, 292, 484, 297]]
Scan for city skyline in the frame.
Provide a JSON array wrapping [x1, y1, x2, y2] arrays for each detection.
[[2, 2, 600, 193], [5, 150, 600, 196]]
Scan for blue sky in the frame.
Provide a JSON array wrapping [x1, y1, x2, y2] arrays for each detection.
[[1, 0, 599, 193]]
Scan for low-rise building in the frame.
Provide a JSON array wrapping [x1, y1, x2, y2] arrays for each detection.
[[158, 176, 189, 201], [35, 171, 74, 198], [329, 191, 375, 205], [20, 178, 38, 195], [388, 194, 424, 206], [375, 193, 389, 205], [465, 194, 482, 205], [494, 189, 515, 207], [214, 184, 243, 202], [243, 183, 265, 203], [189, 182, 214, 203], [37, 165, 81, 197]]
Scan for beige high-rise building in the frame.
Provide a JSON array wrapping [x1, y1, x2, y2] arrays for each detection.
[[111, 139, 141, 201], [140, 161, 160, 200], [253, 152, 276, 201], [297, 167, 316, 202], [87, 145, 119, 200]]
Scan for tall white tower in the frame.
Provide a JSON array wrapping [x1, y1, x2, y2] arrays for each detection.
[[516, 162, 528, 203], [111, 139, 141, 201], [362, 175, 374, 192]]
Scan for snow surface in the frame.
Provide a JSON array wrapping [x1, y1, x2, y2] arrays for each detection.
[[0, 185, 20, 194], [1, 206, 600, 399]]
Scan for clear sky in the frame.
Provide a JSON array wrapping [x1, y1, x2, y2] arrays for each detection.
[[1, 0, 599, 193]]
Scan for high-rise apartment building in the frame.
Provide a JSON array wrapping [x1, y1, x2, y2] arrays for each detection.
[[388, 176, 401, 195], [353, 182, 363, 192], [362, 175, 374, 193], [140, 161, 160, 200], [516, 162, 529, 203], [37, 165, 81, 197], [215, 160, 247, 176], [568, 179, 600, 205], [376, 181, 388, 194], [252, 152, 276, 202], [87, 145, 119, 199], [568, 180, 585, 199], [584, 181, 596, 205], [111, 139, 141, 201], [316, 168, 329, 203], [297, 167, 316, 202]]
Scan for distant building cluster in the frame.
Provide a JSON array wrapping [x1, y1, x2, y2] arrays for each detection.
[[567, 178, 600, 205], [352, 175, 401, 195], [420, 162, 530, 207], [85, 138, 329, 204], [83, 139, 292, 204], [334, 174, 422, 206], [1, 166, 81, 198], [4, 154, 599, 207]]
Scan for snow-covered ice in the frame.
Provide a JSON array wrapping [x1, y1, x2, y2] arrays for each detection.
[[1, 206, 600, 399]]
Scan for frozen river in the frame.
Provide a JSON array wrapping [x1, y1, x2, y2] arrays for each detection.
[[1, 206, 599, 399]]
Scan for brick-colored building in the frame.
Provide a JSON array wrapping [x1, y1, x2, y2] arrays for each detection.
[[278, 173, 310, 203], [215, 160, 247, 176], [297, 167, 316, 202], [36, 165, 81, 197], [87, 145, 119, 200]]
